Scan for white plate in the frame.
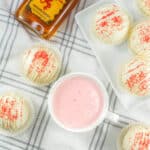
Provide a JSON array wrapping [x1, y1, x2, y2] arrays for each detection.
[[75, 0, 150, 108]]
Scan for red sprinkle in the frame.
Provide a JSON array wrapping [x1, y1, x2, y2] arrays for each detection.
[[29, 50, 49, 74], [96, 5, 124, 37], [100, 21, 108, 27], [138, 24, 150, 44], [0, 97, 23, 121], [112, 16, 122, 25], [143, 35, 150, 43], [101, 11, 115, 20], [126, 71, 147, 90], [131, 132, 150, 150]]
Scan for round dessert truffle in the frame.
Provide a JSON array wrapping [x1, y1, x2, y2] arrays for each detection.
[[22, 45, 61, 86], [121, 54, 150, 96], [94, 4, 130, 45], [137, 0, 150, 16], [117, 124, 150, 150], [0, 92, 32, 135], [129, 21, 150, 54]]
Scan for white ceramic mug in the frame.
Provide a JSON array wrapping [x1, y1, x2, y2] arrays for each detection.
[[48, 72, 119, 132]]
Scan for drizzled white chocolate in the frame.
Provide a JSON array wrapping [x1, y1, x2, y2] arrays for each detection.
[[137, 0, 150, 16], [121, 52, 150, 96], [94, 4, 130, 45], [0, 93, 31, 133], [129, 21, 150, 54], [119, 124, 150, 150], [23, 45, 61, 85]]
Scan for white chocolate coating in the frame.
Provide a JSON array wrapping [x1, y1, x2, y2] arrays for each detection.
[[129, 21, 150, 54], [23, 45, 61, 85], [137, 0, 150, 16], [121, 54, 150, 96], [118, 124, 150, 150], [94, 4, 130, 45], [0, 93, 32, 133]]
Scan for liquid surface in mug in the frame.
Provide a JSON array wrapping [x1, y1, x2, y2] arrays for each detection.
[[52, 76, 105, 129]]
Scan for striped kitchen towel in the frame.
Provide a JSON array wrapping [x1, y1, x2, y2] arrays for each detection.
[[0, 0, 150, 150]]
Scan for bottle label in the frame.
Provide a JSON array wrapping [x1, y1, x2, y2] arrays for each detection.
[[28, 0, 67, 24]]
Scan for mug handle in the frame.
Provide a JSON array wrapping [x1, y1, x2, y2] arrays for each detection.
[[105, 111, 119, 123]]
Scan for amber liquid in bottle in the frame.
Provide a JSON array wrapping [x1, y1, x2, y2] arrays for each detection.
[[15, 0, 79, 39]]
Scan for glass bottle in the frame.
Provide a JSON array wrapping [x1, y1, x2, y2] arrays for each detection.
[[15, 0, 79, 39]]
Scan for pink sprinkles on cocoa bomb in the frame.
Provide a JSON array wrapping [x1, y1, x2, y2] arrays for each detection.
[[138, 24, 150, 44], [27, 50, 56, 76], [96, 5, 124, 37], [0, 96, 23, 122], [131, 132, 150, 150]]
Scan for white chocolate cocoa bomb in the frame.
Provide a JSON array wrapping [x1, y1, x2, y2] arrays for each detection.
[[22, 45, 61, 85], [118, 124, 150, 150], [0, 93, 32, 134], [121, 54, 150, 96], [94, 4, 130, 45], [129, 21, 150, 54], [137, 0, 150, 16]]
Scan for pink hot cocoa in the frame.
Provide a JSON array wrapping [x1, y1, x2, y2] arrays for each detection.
[[52, 75, 105, 129]]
